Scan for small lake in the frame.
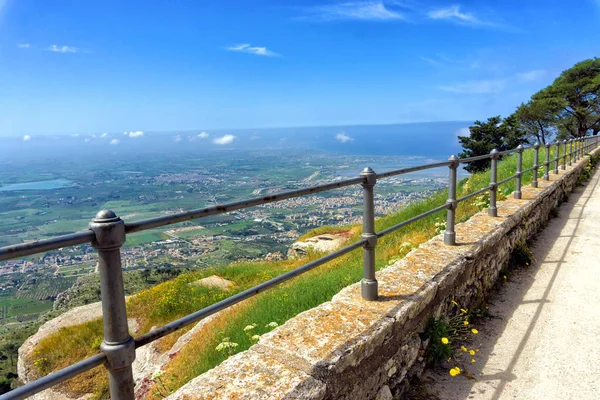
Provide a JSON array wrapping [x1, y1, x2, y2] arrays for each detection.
[[0, 179, 72, 191]]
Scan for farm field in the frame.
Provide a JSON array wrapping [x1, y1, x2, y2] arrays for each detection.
[[0, 298, 53, 321]]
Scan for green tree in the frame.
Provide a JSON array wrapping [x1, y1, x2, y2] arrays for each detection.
[[513, 100, 559, 144], [458, 116, 527, 173], [532, 58, 600, 138], [0, 344, 17, 366]]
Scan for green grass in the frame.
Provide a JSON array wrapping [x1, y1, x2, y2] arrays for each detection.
[[0, 298, 53, 320], [124, 231, 169, 247], [31, 146, 572, 399]]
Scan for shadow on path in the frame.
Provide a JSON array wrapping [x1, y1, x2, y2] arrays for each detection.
[[421, 164, 600, 400]]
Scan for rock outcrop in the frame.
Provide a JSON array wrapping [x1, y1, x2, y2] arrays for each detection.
[[287, 233, 348, 259]]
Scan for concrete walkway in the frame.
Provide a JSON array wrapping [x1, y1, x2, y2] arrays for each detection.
[[423, 165, 600, 400]]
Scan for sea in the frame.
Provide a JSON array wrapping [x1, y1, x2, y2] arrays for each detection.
[[0, 122, 471, 163]]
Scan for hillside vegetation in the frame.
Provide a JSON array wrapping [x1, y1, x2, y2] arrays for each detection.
[[30, 147, 563, 399]]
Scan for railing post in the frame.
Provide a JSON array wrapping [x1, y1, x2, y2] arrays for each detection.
[[569, 139, 573, 166], [562, 140, 567, 170], [360, 167, 378, 301], [514, 145, 524, 199], [444, 155, 458, 245], [89, 210, 135, 400], [489, 149, 499, 217], [532, 142, 540, 188], [554, 140, 560, 174], [544, 143, 550, 180], [586, 137, 589, 153]]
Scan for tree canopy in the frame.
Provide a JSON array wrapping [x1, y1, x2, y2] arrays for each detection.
[[460, 58, 600, 170], [532, 58, 600, 138], [458, 115, 527, 173]]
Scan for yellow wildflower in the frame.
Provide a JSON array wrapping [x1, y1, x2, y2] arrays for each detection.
[[452, 300, 459, 306], [441, 337, 449, 345], [504, 275, 507, 280], [469, 350, 475, 356], [461, 308, 468, 314], [463, 320, 469, 326], [471, 359, 476, 363], [449, 367, 461, 377], [461, 346, 468, 352], [471, 328, 479, 334]]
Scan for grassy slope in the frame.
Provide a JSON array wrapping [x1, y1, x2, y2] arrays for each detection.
[[30, 147, 561, 399]]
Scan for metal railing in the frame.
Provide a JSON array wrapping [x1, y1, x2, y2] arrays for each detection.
[[1, 136, 598, 400]]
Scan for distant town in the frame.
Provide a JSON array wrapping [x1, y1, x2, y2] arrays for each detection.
[[0, 148, 447, 330]]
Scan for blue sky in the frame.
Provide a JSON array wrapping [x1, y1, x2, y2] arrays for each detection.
[[0, 0, 599, 137]]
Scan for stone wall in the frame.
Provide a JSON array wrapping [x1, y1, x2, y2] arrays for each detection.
[[166, 149, 598, 400]]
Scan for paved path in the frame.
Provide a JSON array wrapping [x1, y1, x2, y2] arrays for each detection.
[[423, 165, 600, 400]]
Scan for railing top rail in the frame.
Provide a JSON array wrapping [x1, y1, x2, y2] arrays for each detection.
[[125, 177, 365, 234], [374, 160, 452, 179], [0, 353, 106, 400], [458, 154, 490, 164], [0, 230, 95, 262]]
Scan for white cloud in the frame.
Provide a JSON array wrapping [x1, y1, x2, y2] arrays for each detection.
[[335, 132, 354, 143], [308, 1, 406, 21], [174, 135, 182, 142], [17, 43, 30, 49], [439, 79, 507, 94], [420, 56, 441, 66], [100, 133, 109, 138], [226, 44, 279, 57], [47, 44, 79, 53], [213, 134, 236, 145], [428, 5, 478, 24], [516, 69, 546, 82], [70, 133, 80, 137], [128, 131, 144, 138], [198, 132, 209, 138], [109, 139, 120, 145], [426, 5, 511, 30], [23, 135, 31, 141], [84, 138, 91, 143], [250, 135, 260, 140]]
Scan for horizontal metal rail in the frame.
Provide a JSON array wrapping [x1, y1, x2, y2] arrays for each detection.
[[456, 185, 491, 203], [135, 239, 366, 347], [376, 203, 449, 238], [458, 153, 492, 163], [125, 178, 365, 234], [497, 175, 517, 186], [0, 354, 106, 400], [498, 148, 518, 156], [0, 135, 597, 400], [375, 160, 451, 179], [0, 230, 95, 262]]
